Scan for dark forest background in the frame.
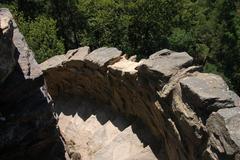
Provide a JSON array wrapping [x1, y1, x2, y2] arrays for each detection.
[[0, 0, 240, 94]]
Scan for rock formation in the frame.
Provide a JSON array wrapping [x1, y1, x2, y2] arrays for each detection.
[[1, 8, 240, 160], [0, 9, 66, 160], [41, 46, 240, 160], [0, 9, 15, 83]]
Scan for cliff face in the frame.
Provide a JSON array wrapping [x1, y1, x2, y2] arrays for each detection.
[[41, 46, 240, 160], [0, 9, 66, 160], [0, 9, 240, 160]]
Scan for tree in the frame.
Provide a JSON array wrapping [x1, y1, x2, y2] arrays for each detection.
[[20, 16, 65, 63]]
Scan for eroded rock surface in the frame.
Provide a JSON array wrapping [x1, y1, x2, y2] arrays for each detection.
[[1, 8, 239, 160], [0, 8, 15, 83], [206, 107, 240, 159], [180, 73, 240, 118], [55, 95, 161, 160], [42, 46, 240, 160], [0, 9, 66, 160]]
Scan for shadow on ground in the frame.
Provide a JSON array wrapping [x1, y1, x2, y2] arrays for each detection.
[[54, 94, 164, 160]]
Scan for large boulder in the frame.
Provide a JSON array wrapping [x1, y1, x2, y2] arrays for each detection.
[[84, 47, 122, 69], [180, 73, 240, 118], [206, 107, 240, 159], [136, 49, 193, 89], [137, 49, 193, 80]]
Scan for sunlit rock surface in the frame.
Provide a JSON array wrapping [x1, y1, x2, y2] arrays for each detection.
[[41, 45, 240, 160], [0, 8, 240, 160]]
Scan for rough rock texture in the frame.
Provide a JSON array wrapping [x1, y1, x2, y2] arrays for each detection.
[[206, 107, 240, 159], [0, 9, 15, 83], [42, 45, 240, 160], [0, 9, 66, 160], [180, 73, 240, 118], [55, 96, 161, 160], [1, 8, 239, 160]]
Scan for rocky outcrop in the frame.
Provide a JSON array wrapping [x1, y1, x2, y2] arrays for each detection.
[[206, 107, 240, 159], [41, 46, 240, 160], [55, 96, 162, 160], [0, 9, 15, 83], [0, 8, 239, 160], [0, 9, 66, 160]]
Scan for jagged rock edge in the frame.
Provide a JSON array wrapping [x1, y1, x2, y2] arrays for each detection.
[[41, 46, 240, 160]]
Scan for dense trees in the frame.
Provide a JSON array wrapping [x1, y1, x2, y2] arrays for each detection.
[[0, 0, 239, 94], [0, 1, 65, 63]]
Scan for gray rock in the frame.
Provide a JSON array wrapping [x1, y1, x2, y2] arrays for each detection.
[[13, 24, 42, 80], [0, 9, 42, 81], [137, 49, 193, 78], [180, 73, 240, 116], [40, 46, 90, 72], [0, 8, 15, 83], [218, 108, 240, 148], [0, 8, 66, 160], [0, 7, 43, 80], [84, 47, 122, 68], [206, 107, 240, 159], [65, 48, 79, 58], [63, 46, 90, 68], [40, 54, 66, 71], [67, 46, 89, 61]]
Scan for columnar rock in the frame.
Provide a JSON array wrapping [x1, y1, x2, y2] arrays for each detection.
[[41, 45, 240, 160], [0, 9, 66, 160]]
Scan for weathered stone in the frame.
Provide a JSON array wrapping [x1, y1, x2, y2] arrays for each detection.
[[0, 8, 15, 83], [159, 66, 203, 98], [65, 46, 90, 61], [12, 19, 42, 80], [137, 49, 193, 79], [108, 57, 140, 76], [206, 107, 240, 159], [0, 9, 66, 160], [40, 54, 66, 71], [180, 73, 240, 117], [65, 48, 78, 58], [2, 6, 240, 160], [84, 47, 122, 68], [41, 47, 90, 72], [63, 46, 90, 69]]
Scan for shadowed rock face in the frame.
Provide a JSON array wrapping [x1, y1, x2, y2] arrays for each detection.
[[0, 9, 66, 160], [41, 45, 240, 160], [0, 9, 15, 83]]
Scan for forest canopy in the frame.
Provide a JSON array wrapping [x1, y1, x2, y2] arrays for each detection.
[[0, 0, 240, 94]]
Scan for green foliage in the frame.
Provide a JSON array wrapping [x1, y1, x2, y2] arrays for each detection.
[[77, 0, 133, 53], [168, 28, 195, 52], [21, 16, 65, 63], [0, 0, 240, 94], [0, 1, 65, 63]]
